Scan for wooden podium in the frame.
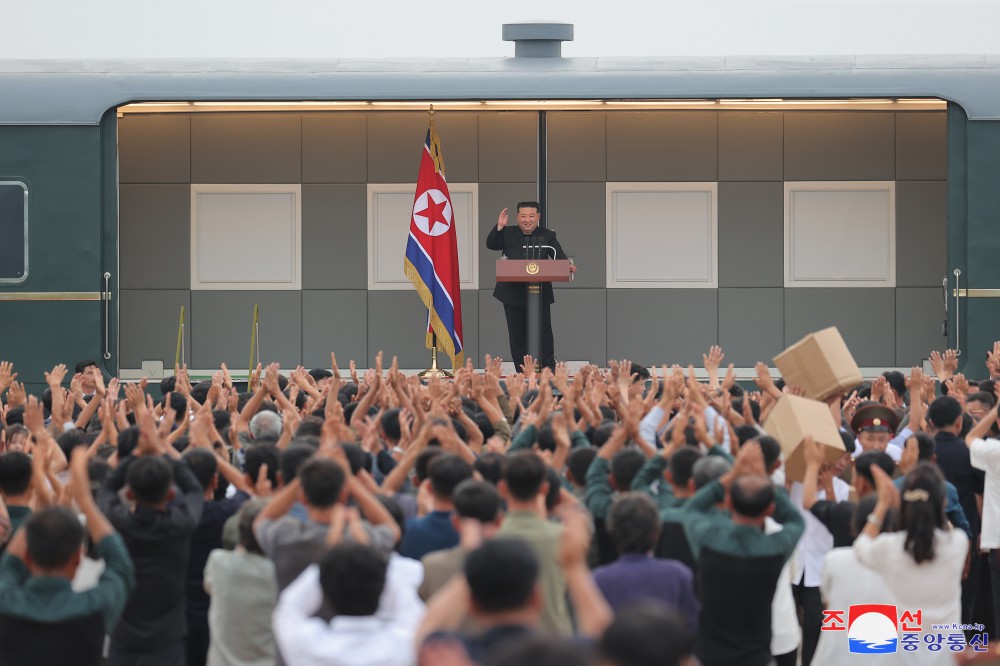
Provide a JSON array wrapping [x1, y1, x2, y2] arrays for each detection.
[[496, 259, 573, 364]]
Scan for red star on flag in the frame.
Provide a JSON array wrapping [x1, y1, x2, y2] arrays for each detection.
[[416, 196, 449, 230]]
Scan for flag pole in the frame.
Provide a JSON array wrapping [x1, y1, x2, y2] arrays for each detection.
[[418, 105, 452, 379]]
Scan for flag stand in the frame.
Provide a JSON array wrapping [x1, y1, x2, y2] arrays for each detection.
[[419, 332, 452, 379]]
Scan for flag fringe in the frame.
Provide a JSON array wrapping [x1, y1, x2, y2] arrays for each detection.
[[403, 258, 465, 370]]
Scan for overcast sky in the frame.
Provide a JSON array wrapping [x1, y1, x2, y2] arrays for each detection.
[[4, 0, 997, 59]]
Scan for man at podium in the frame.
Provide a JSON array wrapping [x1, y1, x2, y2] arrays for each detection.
[[486, 202, 576, 371]]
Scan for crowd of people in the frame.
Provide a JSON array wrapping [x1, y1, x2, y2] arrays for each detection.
[[0, 346, 999, 666]]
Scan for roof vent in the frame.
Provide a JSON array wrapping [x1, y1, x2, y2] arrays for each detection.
[[502, 22, 573, 58]]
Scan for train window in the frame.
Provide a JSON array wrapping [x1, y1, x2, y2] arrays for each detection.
[[0, 181, 28, 284], [784, 182, 896, 288]]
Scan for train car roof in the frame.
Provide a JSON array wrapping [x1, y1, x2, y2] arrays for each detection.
[[2, 54, 1000, 124]]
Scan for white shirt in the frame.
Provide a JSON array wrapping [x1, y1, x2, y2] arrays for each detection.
[[813, 547, 899, 666], [790, 478, 851, 587], [639, 404, 731, 451], [854, 529, 968, 630], [273, 557, 425, 666], [765, 516, 801, 656], [970, 437, 1000, 550]]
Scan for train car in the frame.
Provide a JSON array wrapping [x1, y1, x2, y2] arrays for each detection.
[[1, 23, 998, 390]]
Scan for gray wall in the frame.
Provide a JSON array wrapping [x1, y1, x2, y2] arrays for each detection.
[[118, 110, 946, 369]]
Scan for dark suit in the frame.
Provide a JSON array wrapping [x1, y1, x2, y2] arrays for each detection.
[[486, 224, 568, 369]]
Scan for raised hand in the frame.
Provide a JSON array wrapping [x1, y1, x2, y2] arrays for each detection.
[[45, 363, 67, 388], [0, 361, 16, 394], [703, 345, 724, 389], [497, 207, 509, 230], [943, 349, 959, 377]]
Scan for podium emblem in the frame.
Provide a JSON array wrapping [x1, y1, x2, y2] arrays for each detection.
[[525, 262, 540, 275]]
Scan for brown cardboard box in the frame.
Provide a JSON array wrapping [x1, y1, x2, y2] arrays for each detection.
[[763, 394, 847, 482], [773, 326, 863, 401]]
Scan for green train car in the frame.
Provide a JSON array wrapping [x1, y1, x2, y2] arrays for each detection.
[[2, 25, 999, 390]]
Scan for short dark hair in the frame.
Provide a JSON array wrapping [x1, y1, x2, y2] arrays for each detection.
[[161, 392, 188, 422], [182, 448, 218, 490], [566, 447, 598, 486], [280, 444, 316, 484], [912, 432, 936, 461], [339, 442, 368, 476], [3, 406, 23, 426], [502, 451, 547, 501], [452, 479, 501, 523], [244, 444, 280, 488], [855, 451, 895, 489], [428, 454, 474, 500], [749, 435, 782, 471], [734, 424, 759, 446], [299, 458, 346, 508], [928, 396, 963, 429], [319, 542, 388, 616], [74, 360, 98, 375], [487, 636, 591, 666], [730, 475, 775, 518], [611, 449, 646, 490], [968, 391, 996, 409], [0, 451, 33, 496], [590, 422, 617, 449], [414, 448, 445, 485], [516, 201, 540, 213], [599, 601, 695, 666], [852, 494, 898, 538], [56, 430, 86, 460], [308, 368, 333, 382], [473, 451, 505, 486], [882, 371, 907, 398], [126, 456, 176, 505], [237, 499, 267, 555], [465, 538, 538, 613], [25, 507, 85, 569], [293, 418, 323, 439], [380, 408, 402, 442], [608, 494, 661, 554], [668, 447, 703, 487], [117, 426, 140, 459]]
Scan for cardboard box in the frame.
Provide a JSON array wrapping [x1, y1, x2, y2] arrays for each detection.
[[773, 326, 863, 401], [763, 394, 847, 482]]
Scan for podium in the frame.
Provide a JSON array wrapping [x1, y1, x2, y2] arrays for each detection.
[[496, 259, 573, 365]]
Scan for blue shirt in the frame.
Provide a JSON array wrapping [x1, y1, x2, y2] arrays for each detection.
[[893, 476, 973, 540], [593, 553, 700, 630], [400, 511, 458, 560]]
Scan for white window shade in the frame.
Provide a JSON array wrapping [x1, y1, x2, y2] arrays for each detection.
[[367, 183, 478, 290], [785, 182, 895, 287], [190, 184, 301, 290], [606, 182, 718, 288]]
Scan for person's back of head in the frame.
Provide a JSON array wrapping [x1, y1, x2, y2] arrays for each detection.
[[189, 380, 213, 406], [882, 371, 907, 400], [465, 538, 539, 616], [473, 452, 505, 486], [852, 494, 898, 539], [280, 444, 316, 484], [319, 542, 388, 616], [0, 452, 33, 497], [55, 430, 86, 461], [126, 456, 176, 506], [502, 451, 547, 502], [117, 426, 140, 459], [748, 436, 782, 473], [380, 407, 402, 443], [162, 392, 187, 422], [598, 601, 695, 666], [608, 494, 661, 555], [566, 447, 598, 488], [249, 411, 282, 440], [244, 443, 281, 489], [611, 448, 646, 490], [691, 455, 731, 490], [855, 451, 895, 493], [911, 432, 936, 462], [487, 635, 592, 666], [729, 475, 775, 519], [25, 506, 85, 573], [590, 422, 617, 449], [339, 442, 369, 476], [928, 396, 963, 430], [668, 447, 703, 488], [237, 499, 268, 555], [453, 479, 502, 523], [428, 454, 474, 501], [901, 463, 947, 564], [182, 448, 218, 491], [298, 458, 345, 509], [293, 418, 323, 440], [733, 424, 759, 446]]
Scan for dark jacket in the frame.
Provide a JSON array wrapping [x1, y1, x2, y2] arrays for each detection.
[[486, 225, 568, 307]]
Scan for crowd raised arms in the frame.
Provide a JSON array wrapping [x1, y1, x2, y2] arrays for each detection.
[[0, 347, 999, 665]]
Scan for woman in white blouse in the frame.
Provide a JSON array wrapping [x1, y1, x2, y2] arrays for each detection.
[[854, 463, 968, 656]]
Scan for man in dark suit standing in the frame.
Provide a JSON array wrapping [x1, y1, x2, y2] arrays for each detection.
[[486, 202, 576, 371]]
